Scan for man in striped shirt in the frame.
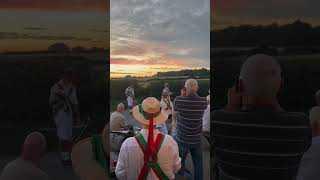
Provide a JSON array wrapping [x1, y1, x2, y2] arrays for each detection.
[[173, 79, 207, 180], [212, 54, 312, 180]]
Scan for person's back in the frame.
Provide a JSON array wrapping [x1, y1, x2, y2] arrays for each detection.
[[296, 106, 320, 180], [212, 108, 311, 180], [116, 129, 181, 180], [110, 111, 126, 131], [174, 95, 207, 146], [0, 158, 48, 180]]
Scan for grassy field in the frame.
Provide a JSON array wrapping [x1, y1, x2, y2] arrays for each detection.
[[213, 54, 320, 113], [0, 53, 107, 154], [110, 78, 210, 112]]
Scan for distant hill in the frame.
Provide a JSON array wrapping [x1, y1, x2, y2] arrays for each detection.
[[212, 19, 320, 47], [155, 68, 209, 78]]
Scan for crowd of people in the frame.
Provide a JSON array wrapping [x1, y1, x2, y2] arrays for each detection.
[[112, 79, 210, 180], [7, 53, 320, 180], [212, 54, 319, 180]]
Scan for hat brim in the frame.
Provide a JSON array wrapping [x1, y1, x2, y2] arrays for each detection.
[[132, 106, 168, 126], [71, 137, 110, 180]]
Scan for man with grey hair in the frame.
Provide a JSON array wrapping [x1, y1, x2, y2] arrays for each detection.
[[173, 78, 207, 180], [0, 132, 48, 180], [110, 103, 128, 131], [296, 106, 320, 180], [212, 54, 312, 180]]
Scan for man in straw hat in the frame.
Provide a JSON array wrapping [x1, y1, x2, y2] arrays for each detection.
[[115, 97, 181, 180], [71, 124, 110, 180]]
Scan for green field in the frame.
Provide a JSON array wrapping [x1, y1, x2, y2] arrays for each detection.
[[0, 53, 107, 154], [110, 78, 210, 112], [213, 54, 320, 113]]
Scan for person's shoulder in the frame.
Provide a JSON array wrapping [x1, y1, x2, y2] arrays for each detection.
[[163, 134, 177, 145]]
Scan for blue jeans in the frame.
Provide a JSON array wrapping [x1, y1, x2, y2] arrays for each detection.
[[177, 142, 203, 180]]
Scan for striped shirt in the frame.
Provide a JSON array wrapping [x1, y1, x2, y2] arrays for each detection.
[[173, 94, 207, 146], [212, 108, 312, 180]]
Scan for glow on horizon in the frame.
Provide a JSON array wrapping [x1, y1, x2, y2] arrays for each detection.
[[110, 64, 189, 78]]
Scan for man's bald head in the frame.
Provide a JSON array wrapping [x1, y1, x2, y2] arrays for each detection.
[[22, 131, 47, 162], [117, 103, 125, 113], [240, 54, 282, 99], [185, 79, 199, 96]]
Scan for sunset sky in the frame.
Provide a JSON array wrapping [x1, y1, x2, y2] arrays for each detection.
[[110, 0, 210, 78], [212, 0, 320, 30], [0, 0, 108, 53]]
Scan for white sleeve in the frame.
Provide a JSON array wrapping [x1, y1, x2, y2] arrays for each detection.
[[170, 138, 181, 173], [115, 140, 129, 180]]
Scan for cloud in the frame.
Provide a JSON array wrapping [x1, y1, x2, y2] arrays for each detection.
[[111, 0, 210, 69], [89, 29, 109, 33], [213, 0, 320, 27], [0, 0, 109, 12], [0, 32, 91, 41], [24, 27, 48, 31], [110, 57, 186, 66]]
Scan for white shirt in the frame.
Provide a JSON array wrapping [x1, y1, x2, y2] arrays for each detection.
[[296, 136, 320, 180], [115, 129, 181, 180], [0, 158, 48, 180], [202, 105, 210, 132], [110, 111, 127, 131]]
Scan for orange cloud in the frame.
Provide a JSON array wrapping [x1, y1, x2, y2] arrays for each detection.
[[110, 58, 186, 66], [0, 0, 109, 12]]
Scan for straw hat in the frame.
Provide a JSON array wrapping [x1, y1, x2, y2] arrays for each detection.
[[71, 124, 110, 180], [132, 97, 168, 125]]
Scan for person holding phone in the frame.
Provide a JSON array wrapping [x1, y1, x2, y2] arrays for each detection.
[[212, 54, 312, 180]]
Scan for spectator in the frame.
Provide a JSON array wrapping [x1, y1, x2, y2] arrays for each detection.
[[173, 79, 207, 180], [116, 97, 181, 180], [296, 106, 320, 180], [202, 95, 210, 144], [212, 54, 312, 180], [125, 81, 136, 113], [0, 132, 48, 180], [110, 103, 128, 131]]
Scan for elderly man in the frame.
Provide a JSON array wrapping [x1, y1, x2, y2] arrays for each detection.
[[110, 103, 128, 131], [116, 97, 181, 180], [173, 79, 207, 180], [0, 132, 48, 180], [296, 106, 320, 180], [212, 54, 312, 180]]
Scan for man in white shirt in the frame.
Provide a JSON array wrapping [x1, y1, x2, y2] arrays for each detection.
[[125, 82, 136, 113], [296, 106, 320, 180], [202, 95, 210, 144], [110, 103, 128, 131], [116, 97, 181, 180], [49, 68, 79, 165], [0, 132, 48, 180]]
